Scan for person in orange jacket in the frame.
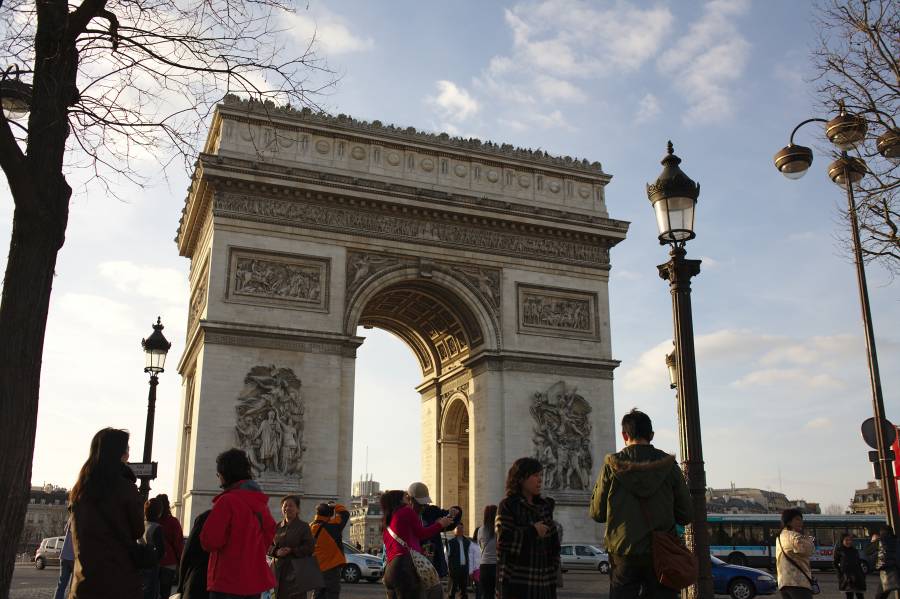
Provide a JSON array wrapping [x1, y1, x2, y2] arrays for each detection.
[[310, 501, 350, 599]]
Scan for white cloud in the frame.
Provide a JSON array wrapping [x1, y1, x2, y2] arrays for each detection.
[[657, 0, 751, 124], [427, 81, 480, 123], [620, 329, 862, 394], [281, 7, 374, 56], [730, 368, 845, 390], [98, 260, 188, 303], [635, 93, 661, 123], [805, 417, 833, 430], [534, 75, 587, 103]]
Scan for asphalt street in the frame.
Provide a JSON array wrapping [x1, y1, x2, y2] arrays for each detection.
[[10, 563, 852, 599]]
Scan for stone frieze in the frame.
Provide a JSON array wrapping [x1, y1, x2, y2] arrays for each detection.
[[215, 192, 608, 267]]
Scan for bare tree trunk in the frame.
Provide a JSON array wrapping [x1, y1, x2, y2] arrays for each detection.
[[0, 203, 67, 598]]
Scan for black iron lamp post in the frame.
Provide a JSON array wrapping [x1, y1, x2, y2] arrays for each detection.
[[773, 103, 900, 531], [139, 317, 171, 500], [648, 142, 713, 599]]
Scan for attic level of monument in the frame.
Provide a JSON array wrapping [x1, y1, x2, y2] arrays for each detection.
[[215, 95, 608, 177]]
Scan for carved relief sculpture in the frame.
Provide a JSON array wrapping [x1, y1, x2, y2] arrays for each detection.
[[234, 365, 306, 479], [530, 381, 593, 491], [517, 284, 599, 339], [228, 249, 329, 312]]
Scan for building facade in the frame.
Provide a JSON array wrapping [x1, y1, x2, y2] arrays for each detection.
[[707, 486, 820, 514], [348, 498, 383, 554], [18, 485, 68, 554], [851, 481, 885, 515]]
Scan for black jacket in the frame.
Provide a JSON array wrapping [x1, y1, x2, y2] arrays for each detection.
[[876, 531, 898, 571], [446, 536, 472, 570], [178, 510, 211, 599], [419, 504, 462, 577], [833, 544, 866, 591]]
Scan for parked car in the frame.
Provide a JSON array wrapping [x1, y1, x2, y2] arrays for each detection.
[[560, 543, 610, 574], [342, 542, 383, 583], [711, 555, 777, 599], [34, 536, 65, 570]]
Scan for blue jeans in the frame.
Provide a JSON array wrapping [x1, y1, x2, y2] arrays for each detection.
[[54, 559, 74, 599]]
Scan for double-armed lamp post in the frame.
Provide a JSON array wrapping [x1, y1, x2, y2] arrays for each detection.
[[774, 104, 900, 531], [647, 142, 713, 599], [139, 317, 171, 501]]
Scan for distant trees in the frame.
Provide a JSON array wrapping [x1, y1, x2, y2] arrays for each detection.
[[813, 0, 900, 273]]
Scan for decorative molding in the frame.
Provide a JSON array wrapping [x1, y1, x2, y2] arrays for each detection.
[[531, 381, 593, 492], [226, 248, 330, 312], [215, 192, 608, 267], [440, 381, 471, 410], [465, 353, 617, 379], [219, 95, 606, 175], [346, 251, 415, 299], [517, 284, 599, 340], [447, 265, 501, 317], [187, 257, 209, 336], [204, 332, 358, 358]]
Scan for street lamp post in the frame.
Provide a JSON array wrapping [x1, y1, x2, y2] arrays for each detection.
[[139, 317, 171, 501], [773, 104, 900, 531], [647, 142, 713, 599]]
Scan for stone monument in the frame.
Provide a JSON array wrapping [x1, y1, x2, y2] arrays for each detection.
[[172, 96, 628, 543]]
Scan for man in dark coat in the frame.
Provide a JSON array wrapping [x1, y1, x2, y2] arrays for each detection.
[[589, 409, 692, 599], [446, 524, 473, 599], [177, 510, 211, 599], [407, 482, 461, 578]]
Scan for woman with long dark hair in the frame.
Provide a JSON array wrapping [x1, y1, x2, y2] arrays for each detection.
[[69, 428, 144, 599], [478, 505, 498, 599], [381, 489, 453, 599], [496, 457, 559, 599]]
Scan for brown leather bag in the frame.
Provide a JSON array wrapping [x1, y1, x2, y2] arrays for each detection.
[[640, 498, 698, 590]]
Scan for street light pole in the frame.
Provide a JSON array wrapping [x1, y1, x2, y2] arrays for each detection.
[[139, 317, 171, 502], [647, 143, 713, 599], [139, 373, 159, 501], [840, 162, 898, 531], [774, 104, 900, 530], [659, 248, 713, 599]]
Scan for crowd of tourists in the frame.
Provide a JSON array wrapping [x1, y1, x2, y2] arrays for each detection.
[[55, 411, 899, 599]]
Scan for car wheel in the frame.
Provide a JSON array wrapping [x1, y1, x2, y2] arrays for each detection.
[[342, 564, 361, 584], [860, 561, 870, 575], [728, 553, 748, 566], [598, 561, 610, 574], [34, 557, 45, 570], [728, 578, 756, 599]]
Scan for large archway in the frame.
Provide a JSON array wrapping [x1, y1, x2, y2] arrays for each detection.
[[172, 98, 627, 543]]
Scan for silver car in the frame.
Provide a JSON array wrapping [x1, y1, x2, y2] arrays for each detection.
[[34, 536, 65, 569], [342, 543, 384, 583], [560, 543, 610, 574]]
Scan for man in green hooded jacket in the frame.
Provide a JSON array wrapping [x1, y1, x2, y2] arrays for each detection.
[[589, 409, 692, 599]]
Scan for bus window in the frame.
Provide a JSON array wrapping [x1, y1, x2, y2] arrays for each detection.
[[713, 526, 731, 546]]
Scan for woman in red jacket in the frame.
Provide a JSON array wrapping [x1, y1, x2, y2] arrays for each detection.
[[382, 490, 453, 599], [200, 448, 276, 599]]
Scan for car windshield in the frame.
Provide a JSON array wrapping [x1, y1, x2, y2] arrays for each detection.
[[343, 543, 361, 554], [589, 546, 606, 554], [711, 556, 724, 565]]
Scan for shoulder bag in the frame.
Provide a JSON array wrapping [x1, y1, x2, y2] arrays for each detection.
[[276, 523, 325, 597], [638, 498, 698, 590], [387, 525, 440, 589], [777, 534, 821, 594]]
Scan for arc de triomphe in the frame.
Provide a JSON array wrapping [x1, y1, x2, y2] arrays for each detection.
[[172, 96, 628, 542]]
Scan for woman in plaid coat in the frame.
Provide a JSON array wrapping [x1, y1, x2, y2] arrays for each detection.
[[496, 457, 561, 599]]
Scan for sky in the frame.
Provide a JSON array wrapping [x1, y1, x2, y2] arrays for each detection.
[[4, 0, 899, 512]]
